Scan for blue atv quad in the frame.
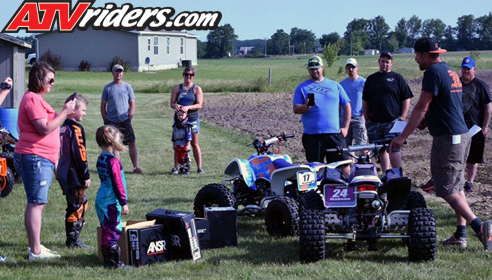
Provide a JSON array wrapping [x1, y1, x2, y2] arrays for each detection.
[[193, 133, 344, 237]]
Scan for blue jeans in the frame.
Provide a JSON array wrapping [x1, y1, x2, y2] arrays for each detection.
[[14, 153, 54, 204]]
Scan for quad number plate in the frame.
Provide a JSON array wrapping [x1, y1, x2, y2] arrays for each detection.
[[324, 184, 356, 208], [297, 170, 317, 191]]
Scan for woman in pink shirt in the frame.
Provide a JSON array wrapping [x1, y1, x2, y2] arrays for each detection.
[[14, 62, 75, 261]]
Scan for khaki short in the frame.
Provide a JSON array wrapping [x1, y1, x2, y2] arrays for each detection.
[[431, 133, 471, 198]]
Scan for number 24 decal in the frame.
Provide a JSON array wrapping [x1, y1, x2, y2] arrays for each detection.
[[332, 188, 349, 198]]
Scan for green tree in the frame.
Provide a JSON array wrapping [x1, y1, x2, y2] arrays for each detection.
[[406, 15, 422, 44], [322, 42, 340, 67], [387, 32, 399, 53], [476, 12, 492, 49], [319, 32, 340, 47], [290, 28, 316, 54], [205, 23, 238, 58], [197, 40, 206, 58], [267, 29, 290, 55], [442, 25, 456, 51], [456, 15, 475, 50], [343, 19, 370, 55], [395, 18, 409, 47], [344, 18, 370, 37], [422, 19, 446, 39], [368, 16, 390, 50]]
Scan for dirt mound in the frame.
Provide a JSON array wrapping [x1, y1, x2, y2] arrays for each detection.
[[201, 69, 492, 218]]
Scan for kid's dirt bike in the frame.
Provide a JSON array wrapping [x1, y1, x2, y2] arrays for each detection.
[[0, 127, 19, 198], [193, 133, 346, 237], [299, 140, 436, 262]]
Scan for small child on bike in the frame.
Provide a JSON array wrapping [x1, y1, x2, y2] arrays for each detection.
[[95, 125, 129, 269], [57, 94, 92, 249], [171, 109, 193, 175]]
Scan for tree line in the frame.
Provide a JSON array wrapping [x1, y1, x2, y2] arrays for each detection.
[[201, 13, 492, 58]]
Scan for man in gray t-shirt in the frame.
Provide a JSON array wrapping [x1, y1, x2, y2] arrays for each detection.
[[101, 64, 143, 174]]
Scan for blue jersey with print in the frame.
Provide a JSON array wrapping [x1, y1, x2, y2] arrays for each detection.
[[340, 77, 366, 118], [293, 78, 350, 134]]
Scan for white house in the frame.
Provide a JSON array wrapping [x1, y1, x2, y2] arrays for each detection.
[[364, 49, 380, 56], [398, 47, 414, 54], [35, 27, 198, 72], [238, 47, 254, 56]]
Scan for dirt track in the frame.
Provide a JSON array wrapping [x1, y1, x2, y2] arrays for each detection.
[[201, 70, 492, 218]]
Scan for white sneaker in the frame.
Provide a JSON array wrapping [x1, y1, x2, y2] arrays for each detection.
[[28, 245, 61, 260]]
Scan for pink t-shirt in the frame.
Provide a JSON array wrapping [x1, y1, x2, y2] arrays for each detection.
[[15, 91, 60, 163]]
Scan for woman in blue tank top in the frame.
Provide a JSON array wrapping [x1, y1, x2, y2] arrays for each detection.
[[170, 67, 204, 174]]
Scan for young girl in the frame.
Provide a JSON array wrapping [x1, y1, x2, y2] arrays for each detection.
[[95, 125, 129, 269]]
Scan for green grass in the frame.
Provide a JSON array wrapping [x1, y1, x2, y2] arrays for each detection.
[[2, 57, 492, 279], [44, 50, 492, 96]]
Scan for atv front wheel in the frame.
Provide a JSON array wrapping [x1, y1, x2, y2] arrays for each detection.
[[265, 196, 299, 237], [194, 183, 236, 217], [299, 209, 325, 263], [0, 167, 15, 198], [408, 208, 437, 262]]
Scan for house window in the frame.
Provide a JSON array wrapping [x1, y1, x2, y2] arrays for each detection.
[[180, 38, 184, 54], [148, 39, 151, 51], [154, 37, 158, 55], [167, 37, 170, 55]]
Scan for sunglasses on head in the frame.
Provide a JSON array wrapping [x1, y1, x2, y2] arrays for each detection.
[[183, 73, 195, 77], [308, 62, 320, 67]]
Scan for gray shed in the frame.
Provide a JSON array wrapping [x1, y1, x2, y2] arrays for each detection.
[[0, 33, 31, 108]]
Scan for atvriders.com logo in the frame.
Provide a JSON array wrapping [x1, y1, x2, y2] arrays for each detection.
[[2, 0, 222, 33]]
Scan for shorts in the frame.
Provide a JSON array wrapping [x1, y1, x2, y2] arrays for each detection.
[[346, 117, 368, 146], [189, 119, 200, 133], [431, 133, 470, 198], [466, 132, 485, 164], [13, 153, 55, 204], [366, 119, 400, 152], [302, 133, 349, 163], [174, 113, 201, 134], [104, 119, 135, 145]]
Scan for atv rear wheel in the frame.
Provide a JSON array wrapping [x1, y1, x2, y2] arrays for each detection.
[[299, 190, 324, 211], [265, 196, 299, 237], [404, 191, 427, 210], [194, 183, 236, 217], [0, 167, 15, 198], [408, 208, 437, 262], [299, 209, 325, 263]]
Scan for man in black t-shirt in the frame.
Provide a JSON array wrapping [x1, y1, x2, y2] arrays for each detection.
[[460, 56, 492, 193], [391, 37, 492, 251], [362, 51, 413, 173]]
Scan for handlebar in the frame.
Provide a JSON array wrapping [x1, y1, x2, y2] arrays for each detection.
[[247, 133, 294, 154], [325, 143, 385, 154], [325, 138, 400, 163]]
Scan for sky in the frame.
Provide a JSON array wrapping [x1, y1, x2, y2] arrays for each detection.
[[2, 0, 491, 41]]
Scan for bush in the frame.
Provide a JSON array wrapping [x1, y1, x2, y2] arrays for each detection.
[[39, 49, 62, 71], [78, 60, 91, 71], [109, 56, 131, 72], [470, 50, 480, 61]]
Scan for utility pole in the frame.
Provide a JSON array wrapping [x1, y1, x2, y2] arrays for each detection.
[[264, 38, 267, 58]]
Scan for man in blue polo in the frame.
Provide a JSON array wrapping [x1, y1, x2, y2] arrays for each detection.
[[293, 56, 352, 176]]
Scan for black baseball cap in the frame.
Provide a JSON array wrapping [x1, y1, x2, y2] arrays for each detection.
[[379, 51, 393, 59], [414, 37, 447, 54]]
